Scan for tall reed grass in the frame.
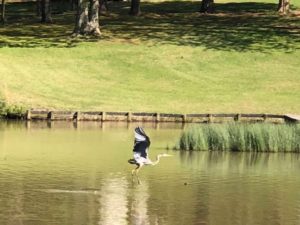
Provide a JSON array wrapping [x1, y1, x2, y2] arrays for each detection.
[[176, 123, 300, 152]]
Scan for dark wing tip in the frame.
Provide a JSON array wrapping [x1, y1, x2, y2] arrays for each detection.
[[135, 126, 147, 137]]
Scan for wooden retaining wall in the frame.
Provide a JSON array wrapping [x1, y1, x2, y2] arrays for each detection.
[[25, 110, 299, 123]]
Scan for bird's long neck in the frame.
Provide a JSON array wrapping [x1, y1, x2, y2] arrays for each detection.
[[151, 154, 162, 165]]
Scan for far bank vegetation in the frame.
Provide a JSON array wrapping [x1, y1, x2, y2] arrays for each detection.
[[176, 123, 300, 152]]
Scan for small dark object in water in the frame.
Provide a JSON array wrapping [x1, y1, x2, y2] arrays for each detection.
[[184, 182, 188, 185], [128, 158, 138, 165]]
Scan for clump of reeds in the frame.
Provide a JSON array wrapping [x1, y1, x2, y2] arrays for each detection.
[[176, 123, 300, 152]]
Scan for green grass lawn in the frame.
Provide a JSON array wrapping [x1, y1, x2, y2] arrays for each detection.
[[0, 0, 299, 114]]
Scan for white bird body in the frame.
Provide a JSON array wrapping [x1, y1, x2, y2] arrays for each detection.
[[129, 127, 172, 184], [130, 153, 172, 184]]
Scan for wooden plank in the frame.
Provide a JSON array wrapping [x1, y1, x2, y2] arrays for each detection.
[[240, 114, 285, 119], [45, 111, 74, 120], [82, 111, 102, 115], [160, 113, 183, 118], [132, 112, 156, 117], [106, 112, 128, 116], [31, 110, 49, 114], [80, 112, 102, 120], [27, 110, 291, 123], [284, 114, 300, 123], [51, 111, 74, 115], [241, 114, 264, 118], [186, 114, 209, 118], [266, 114, 285, 119], [211, 113, 237, 118], [30, 114, 48, 120], [30, 109, 49, 120]]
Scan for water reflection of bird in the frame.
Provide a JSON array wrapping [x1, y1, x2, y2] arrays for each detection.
[[129, 181, 150, 225], [128, 126, 172, 184], [99, 177, 128, 225]]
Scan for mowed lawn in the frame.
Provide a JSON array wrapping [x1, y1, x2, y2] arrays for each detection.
[[0, 0, 299, 114]]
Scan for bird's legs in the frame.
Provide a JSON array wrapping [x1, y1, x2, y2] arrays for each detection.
[[131, 164, 143, 184], [131, 166, 137, 183], [135, 164, 143, 184]]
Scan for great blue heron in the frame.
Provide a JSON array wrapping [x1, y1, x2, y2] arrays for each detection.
[[128, 127, 172, 184]]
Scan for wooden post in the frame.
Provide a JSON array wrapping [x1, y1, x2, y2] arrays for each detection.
[[26, 110, 31, 120], [76, 111, 81, 121], [263, 114, 267, 122], [101, 111, 106, 121], [234, 114, 241, 122], [156, 113, 160, 122], [127, 112, 132, 122], [48, 111, 54, 121], [208, 114, 213, 123], [182, 114, 187, 123]]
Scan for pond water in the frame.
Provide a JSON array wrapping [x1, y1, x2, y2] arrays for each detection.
[[0, 121, 299, 225]]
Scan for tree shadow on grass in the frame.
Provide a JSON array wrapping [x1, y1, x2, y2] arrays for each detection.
[[0, 2, 99, 48], [0, 1, 299, 52], [102, 1, 300, 52]]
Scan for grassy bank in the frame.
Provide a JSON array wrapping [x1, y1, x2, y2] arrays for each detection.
[[0, 1, 299, 113], [176, 123, 300, 152]]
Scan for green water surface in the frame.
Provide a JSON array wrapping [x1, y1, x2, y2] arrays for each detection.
[[0, 121, 299, 225]]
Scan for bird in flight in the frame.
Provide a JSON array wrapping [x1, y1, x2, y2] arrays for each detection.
[[128, 126, 172, 184]]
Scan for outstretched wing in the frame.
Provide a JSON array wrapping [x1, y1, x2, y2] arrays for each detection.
[[133, 127, 151, 158], [134, 126, 148, 142]]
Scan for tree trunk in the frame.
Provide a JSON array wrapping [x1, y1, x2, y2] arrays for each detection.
[[73, 0, 101, 36], [88, 0, 101, 35], [200, 0, 214, 13], [129, 0, 141, 16], [69, 0, 77, 11], [41, 0, 52, 23], [99, 0, 108, 15], [1, 0, 6, 24], [73, 0, 89, 34], [278, 0, 290, 14], [36, 0, 41, 16]]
